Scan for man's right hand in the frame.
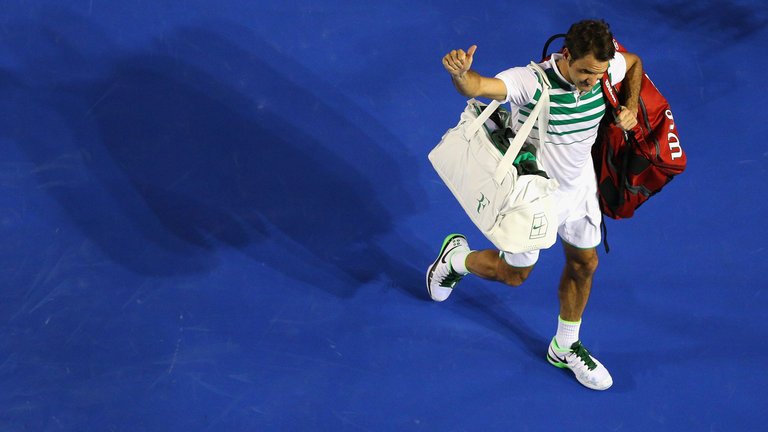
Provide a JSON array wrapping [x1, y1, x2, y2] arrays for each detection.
[[441, 45, 506, 100], [442, 45, 477, 78]]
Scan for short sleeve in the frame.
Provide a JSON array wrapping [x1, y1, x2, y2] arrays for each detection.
[[608, 52, 627, 85], [494, 66, 540, 107]]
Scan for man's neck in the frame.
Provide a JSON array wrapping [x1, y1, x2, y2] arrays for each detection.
[[556, 57, 572, 85]]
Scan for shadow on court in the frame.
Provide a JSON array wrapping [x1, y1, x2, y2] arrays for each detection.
[[0, 12, 426, 299]]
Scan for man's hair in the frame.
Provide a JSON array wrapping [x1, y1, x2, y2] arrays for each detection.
[[564, 19, 615, 62]]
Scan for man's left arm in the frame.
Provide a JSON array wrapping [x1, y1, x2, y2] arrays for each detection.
[[616, 52, 643, 131]]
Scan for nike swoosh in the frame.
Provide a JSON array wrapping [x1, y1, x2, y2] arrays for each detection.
[[441, 245, 462, 264], [549, 348, 568, 364]]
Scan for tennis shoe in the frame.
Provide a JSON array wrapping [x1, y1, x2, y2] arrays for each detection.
[[547, 338, 613, 390], [426, 234, 469, 302]]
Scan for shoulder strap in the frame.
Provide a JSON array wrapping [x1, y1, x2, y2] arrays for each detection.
[[600, 71, 634, 144], [464, 99, 501, 139], [600, 72, 620, 110], [541, 33, 566, 62], [492, 61, 551, 184]]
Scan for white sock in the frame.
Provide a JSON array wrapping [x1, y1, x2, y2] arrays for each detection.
[[449, 249, 471, 275], [555, 316, 581, 349]]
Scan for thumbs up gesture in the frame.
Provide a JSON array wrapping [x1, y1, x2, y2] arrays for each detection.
[[442, 45, 477, 78]]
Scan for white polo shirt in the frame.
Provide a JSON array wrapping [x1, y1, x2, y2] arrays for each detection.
[[495, 53, 627, 191]]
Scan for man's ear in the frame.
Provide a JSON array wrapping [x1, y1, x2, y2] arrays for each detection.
[[562, 47, 571, 63]]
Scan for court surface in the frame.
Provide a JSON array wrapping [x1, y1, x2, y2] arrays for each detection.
[[1, 1, 766, 430]]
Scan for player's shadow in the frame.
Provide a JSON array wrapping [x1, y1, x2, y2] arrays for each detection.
[[0, 13, 425, 298], [452, 286, 546, 363]]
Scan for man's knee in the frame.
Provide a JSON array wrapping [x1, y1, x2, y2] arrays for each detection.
[[564, 248, 599, 280], [496, 260, 534, 287]]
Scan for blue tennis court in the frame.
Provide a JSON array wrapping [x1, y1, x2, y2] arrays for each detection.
[[0, 1, 765, 430]]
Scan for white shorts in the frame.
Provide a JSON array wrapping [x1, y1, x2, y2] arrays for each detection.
[[502, 182, 602, 268]]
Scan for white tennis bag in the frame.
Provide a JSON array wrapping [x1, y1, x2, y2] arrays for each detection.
[[428, 62, 559, 253]]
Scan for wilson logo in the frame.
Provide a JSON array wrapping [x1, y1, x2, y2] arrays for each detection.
[[665, 110, 683, 160]]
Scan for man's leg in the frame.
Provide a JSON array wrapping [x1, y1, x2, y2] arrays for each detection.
[[547, 241, 612, 390], [465, 250, 534, 287], [426, 234, 536, 302], [558, 242, 598, 322]]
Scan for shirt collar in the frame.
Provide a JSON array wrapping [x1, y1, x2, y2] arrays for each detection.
[[548, 53, 577, 91]]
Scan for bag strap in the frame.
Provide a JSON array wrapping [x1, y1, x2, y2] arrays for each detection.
[[600, 72, 620, 110], [464, 99, 501, 139], [541, 33, 566, 62], [492, 61, 551, 184], [600, 71, 639, 139]]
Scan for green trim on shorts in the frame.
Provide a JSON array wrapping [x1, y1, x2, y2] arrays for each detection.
[[559, 237, 600, 250], [499, 251, 537, 269]]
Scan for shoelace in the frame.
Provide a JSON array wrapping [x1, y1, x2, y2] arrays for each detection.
[[571, 342, 597, 371], [439, 269, 464, 288]]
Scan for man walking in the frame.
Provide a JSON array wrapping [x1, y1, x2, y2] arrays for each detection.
[[427, 20, 642, 390]]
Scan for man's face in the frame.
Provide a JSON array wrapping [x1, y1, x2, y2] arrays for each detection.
[[565, 51, 609, 93]]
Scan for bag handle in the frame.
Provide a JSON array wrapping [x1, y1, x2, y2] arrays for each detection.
[[463, 99, 501, 140], [541, 33, 566, 61], [492, 62, 551, 184], [461, 62, 551, 185]]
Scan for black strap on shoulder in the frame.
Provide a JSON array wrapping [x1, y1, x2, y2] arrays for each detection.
[[541, 33, 566, 61]]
